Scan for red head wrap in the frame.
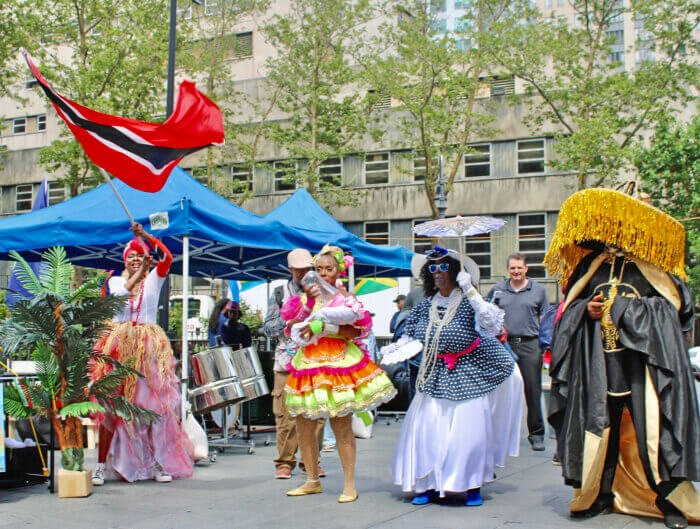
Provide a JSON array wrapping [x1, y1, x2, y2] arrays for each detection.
[[123, 237, 151, 263]]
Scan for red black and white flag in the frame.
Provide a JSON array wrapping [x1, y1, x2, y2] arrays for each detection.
[[24, 51, 224, 192]]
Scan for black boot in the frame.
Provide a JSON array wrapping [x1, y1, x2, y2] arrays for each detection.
[[572, 495, 613, 519]]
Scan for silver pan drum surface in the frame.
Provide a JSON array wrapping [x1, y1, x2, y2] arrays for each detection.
[[189, 346, 247, 414], [230, 347, 270, 401]]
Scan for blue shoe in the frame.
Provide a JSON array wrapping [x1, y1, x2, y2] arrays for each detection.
[[465, 489, 483, 506], [411, 490, 439, 505]]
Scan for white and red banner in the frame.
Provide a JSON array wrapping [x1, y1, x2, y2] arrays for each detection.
[[24, 52, 224, 192]]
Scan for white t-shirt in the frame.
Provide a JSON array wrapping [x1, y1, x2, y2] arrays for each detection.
[[109, 269, 166, 325]]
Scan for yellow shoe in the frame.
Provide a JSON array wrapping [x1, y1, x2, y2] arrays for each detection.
[[338, 491, 359, 503], [287, 483, 322, 496]]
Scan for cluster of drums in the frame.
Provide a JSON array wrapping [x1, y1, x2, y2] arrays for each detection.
[[189, 346, 270, 416]]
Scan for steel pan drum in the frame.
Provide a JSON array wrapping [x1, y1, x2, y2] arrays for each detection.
[[188, 346, 269, 414], [189, 346, 247, 414], [230, 347, 270, 401], [189, 379, 246, 415]]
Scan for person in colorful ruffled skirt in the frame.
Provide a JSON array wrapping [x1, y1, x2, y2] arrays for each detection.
[[282, 244, 396, 502], [91, 223, 194, 485]]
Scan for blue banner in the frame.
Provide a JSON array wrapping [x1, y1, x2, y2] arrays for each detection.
[[0, 384, 5, 473], [6, 178, 49, 309]]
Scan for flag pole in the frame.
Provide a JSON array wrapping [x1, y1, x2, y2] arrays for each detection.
[[99, 168, 147, 251]]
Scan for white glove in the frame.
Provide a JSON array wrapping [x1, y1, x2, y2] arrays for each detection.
[[379, 335, 423, 365], [457, 270, 477, 297]]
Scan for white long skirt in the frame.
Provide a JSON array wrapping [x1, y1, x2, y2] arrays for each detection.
[[390, 367, 524, 496]]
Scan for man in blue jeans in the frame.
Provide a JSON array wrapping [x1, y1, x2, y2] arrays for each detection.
[[488, 253, 549, 451]]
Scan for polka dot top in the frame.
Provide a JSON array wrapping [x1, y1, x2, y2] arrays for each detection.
[[402, 292, 514, 401]]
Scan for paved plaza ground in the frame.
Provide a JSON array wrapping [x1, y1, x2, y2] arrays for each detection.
[[0, 414, 681, 529]]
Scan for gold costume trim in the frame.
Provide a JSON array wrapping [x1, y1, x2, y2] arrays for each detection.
[[570, 368, 700, 523], [544, 188, 686, 282]]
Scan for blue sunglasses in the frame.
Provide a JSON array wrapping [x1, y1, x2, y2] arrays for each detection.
[[428, 263, 450, 273]]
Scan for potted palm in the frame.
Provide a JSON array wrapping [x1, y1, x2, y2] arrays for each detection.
[[1, 247, 158, 496]]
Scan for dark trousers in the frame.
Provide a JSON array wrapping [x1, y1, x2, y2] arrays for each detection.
[[510, 337, 545, 441], [599, 394, 682, 516]]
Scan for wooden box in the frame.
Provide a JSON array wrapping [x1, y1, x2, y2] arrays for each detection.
[[57, 468, 93, 498]]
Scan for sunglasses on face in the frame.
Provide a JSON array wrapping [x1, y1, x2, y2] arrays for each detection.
[[428, 263, 450, 273]]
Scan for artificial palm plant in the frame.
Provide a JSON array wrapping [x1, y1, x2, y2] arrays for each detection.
[[1, 247, 158, 471]]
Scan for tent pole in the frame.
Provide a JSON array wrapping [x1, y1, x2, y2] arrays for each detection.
[[349, 260, 355, 294], [265, 276, 271, 351], [180, 235, 190, 423]]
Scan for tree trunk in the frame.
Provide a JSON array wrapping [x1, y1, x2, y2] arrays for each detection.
[[50, 412, 85, 471]]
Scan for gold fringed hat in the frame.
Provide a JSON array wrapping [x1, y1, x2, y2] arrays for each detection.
[[544, 188, 686, 283]]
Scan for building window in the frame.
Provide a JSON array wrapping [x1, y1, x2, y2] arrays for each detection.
[[318, 157, 342, 186], [365, 153, 389, 185], [177, 5, 192, 19], [37, 114, 47, 131], [48, 181, 66, 206], [204, 0, 219, 16], [190, 167, 208, 184], [609, 51, 624, 64], [231, 163, 253, 192], [429, 0, 446, 13], [13, 118, 26, 135], [365, 221, 390, 246], [25, 74, 38, 89], [413, 152, 426, 182], [413, 219, 432, 255], [464, 144, 490, 178], [517, 212, 547, 278], [16, 184, 33, 212], [465, 232, 491, 280], [368, 90, 392, 110], [606, 29, 624, 45], [517, 139, 545, 174], [234, 32, 253, 59], [489, 76, 515, 96], [274, 161, 297, 192]]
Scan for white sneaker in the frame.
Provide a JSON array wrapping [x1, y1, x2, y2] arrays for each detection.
[[154, 465, 172, 483], [92, 463, 105, 486]]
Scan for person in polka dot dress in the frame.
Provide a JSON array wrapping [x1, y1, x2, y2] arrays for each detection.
[[388, 247, 524, 506]]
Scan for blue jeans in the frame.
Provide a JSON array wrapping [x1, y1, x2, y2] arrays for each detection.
[[323, 419, 336, 446]]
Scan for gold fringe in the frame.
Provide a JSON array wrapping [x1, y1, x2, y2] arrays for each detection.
[[99, 322, 175, 403], [544, 189, 686, 283]]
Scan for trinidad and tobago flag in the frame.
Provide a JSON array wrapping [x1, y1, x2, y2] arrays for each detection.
[[23, 51, 224, 192]]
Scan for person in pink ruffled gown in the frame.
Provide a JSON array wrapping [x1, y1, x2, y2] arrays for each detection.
[[91, 223, 194, 485]]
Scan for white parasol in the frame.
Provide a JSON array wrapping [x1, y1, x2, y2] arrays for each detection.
[[412, 215, 506, 271]]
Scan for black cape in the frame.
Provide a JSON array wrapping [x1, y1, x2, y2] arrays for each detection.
[[548, 251, 700, 487]]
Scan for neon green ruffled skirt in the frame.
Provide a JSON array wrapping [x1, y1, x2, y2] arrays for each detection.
[[284, 336, 396, 419]]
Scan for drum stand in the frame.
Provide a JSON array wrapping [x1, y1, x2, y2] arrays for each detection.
[[207, 403, 256, 455]]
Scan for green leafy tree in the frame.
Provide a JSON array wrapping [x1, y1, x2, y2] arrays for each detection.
[[239, 299, 263, 335], [363, 0, 527, 218], [179, 0, 270, 206], [487, 0, 699, 189], [261, 0, 380, 207], [636, 115, 700, 301], [13, 0, 172, 196], [1, 247, 157, 471]]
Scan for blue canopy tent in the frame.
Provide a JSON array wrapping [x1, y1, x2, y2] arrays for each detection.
[[0, 169, 412, 280], [263, 188, 414, 279], [0, 168, 412, 418]]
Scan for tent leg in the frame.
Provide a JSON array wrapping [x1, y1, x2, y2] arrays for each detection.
[[349, 261, 355, 294], [265, 277, 271, 351], [180, 235, 190, 423]]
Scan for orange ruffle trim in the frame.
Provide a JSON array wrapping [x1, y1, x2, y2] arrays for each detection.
[[300, 337, 347, 362], [285, 361, 386, 396]]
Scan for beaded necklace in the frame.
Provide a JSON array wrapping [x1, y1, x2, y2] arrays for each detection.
[[416, 288, 463, 392], [129, 279, 145, 325]]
